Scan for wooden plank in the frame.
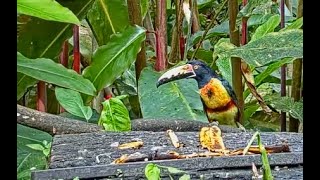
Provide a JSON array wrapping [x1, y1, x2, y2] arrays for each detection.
[[49, 131, 302, 168], [32, 152, 303, 180], [32, 131, 303, 179]]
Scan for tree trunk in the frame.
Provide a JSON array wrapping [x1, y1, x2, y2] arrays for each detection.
[[280, 0, 286, 132], [190, 0, 200, 34], [289, 0, 303, 132], [144, 11, 156, 51], [127, 0, 147, 80], [228, 0, 244, 124], [168, 0, 184, 65]]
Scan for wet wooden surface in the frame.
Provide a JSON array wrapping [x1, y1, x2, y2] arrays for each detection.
[[32, 131, 303, 180]]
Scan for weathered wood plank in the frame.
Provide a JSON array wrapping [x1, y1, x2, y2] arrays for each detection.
[[49, 131, 302, 169], [32, 154, 302, 180], [32, 131, 303, 180]]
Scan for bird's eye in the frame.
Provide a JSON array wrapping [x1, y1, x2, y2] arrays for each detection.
[[194, 65, 199, 69]]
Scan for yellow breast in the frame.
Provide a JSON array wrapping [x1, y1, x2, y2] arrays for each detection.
[[206, 105, 238, 126], [199, 78, 231, 109]]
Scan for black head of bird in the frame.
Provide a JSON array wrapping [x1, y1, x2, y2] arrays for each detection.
[[156, 60, 239, 126]]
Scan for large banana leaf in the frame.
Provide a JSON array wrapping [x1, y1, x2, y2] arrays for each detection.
[[17, 0, 94, 59], [83, 25, 146, 102], [17, 72, 38, 100], [251, 14, 280, 41], [17, 52, 96, 96], [17, 124, 52, 180], [17, 0, 95, 101], [86, 0, 130, 46], [17, 0, 80, 25], [55, 87, 93, 121], [215, 29, 303, 67], [138, 67, 207, 122], [98, 96, 131, 131]]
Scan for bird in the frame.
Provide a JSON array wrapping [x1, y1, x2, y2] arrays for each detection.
[[156, 60, 239, 127]]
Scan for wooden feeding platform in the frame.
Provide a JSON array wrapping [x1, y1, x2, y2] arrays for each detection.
[[31, 130, 303, 180]]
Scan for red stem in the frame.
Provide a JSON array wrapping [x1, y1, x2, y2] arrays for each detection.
[[241, 0, 248, 45], [155, 0, 167, 71], [59, 40, 69, 113], [73, 25, 81, 74], [280, 0, 286, 132], [60, 40, 69, 68], [37, 81, 47, 112], [280, 0, 285, 29], [179, 37, 185, 60]]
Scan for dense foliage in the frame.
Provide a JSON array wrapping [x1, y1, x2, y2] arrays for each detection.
[[17, 0, 302, 179]]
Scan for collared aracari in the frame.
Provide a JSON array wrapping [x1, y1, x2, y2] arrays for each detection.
[[156, 60, 239, 127]]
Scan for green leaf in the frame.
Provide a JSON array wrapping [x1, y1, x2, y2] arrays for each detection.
[[251, 14, 280, 41], [17, 124, 52, 180], [214, 38, 232, 85], [238, 0, 270, 17], [145, 163, 161, 180], [247, 14, 274, 27], [43, 148, 50, 157], [83, 25, 146, 96], [55, 87, 93, 121], [98, 97, 131, 131], [166, 167, 186, 174], [216, 56, 232, 87], [17, 72, 38, 100], [17, 0, 94, 59], [264, 95, 303, 122], [17, 153, 47, 180], [17, 52, 96, 96], [141, 0, 149, 19], [256, 134, 273, 180], [138, 67, 207, 122], [42, 140, 48, 147], [187, 49, 213, 64], [26, 144, 45, 151], [244, 104, 260, 121], [86, 0, 130, 46], [242, 131, 273, 180], [17, 0, 80, 25], [17, 0, 95, 99], [179, 174, 191, 180], [255, 58, 294, 86], [215, 29, 303, 67], [197, 0, 215, 9], [17, 124, 52, 146], [243, 58, 294, 99], [59, 110, 100, 124], [281, 17, 303, 31], [115, 68, 137, 95], [190, 20, 229, 47]]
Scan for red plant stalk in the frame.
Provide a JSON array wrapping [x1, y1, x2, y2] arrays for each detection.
[[60, 40, 69, 68], [155, 0, 167, 71], [73, 25, 81, 74], [241, 0, 248, 45], [179, 37, 186, 60], [37, 81, 47, 112], [280, 0, 286, 132], [59, 40, 69, 113]]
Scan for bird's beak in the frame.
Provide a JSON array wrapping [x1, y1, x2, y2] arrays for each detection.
[[156, 64, 196, 88]]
